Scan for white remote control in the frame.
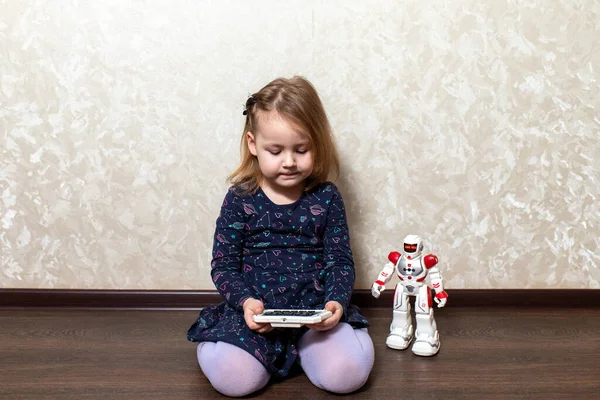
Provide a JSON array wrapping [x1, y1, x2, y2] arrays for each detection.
[[253, 309, 332, 328]]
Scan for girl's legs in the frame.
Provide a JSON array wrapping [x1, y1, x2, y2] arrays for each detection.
[[196, 341, 271, 397], [298, 323, 375, 394]]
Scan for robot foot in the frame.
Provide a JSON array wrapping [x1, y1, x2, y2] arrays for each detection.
[[411, 332, 440, 357], [386, 326, 413, 350]]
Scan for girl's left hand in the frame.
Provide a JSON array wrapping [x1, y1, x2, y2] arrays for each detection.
[[310, 301, 343, 331]]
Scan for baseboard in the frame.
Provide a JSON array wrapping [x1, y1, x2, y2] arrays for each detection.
[[0, 289, 598, 309]]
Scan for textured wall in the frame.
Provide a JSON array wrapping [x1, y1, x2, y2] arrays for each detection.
[[1, 0, 598, 290]]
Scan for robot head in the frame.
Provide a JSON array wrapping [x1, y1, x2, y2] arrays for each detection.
[[403, 234, 423, 257]]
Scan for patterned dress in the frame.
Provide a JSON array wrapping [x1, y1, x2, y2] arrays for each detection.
[[187, 182, 368, 377]]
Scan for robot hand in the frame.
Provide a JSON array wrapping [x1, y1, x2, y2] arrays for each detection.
[[371, 282, 385, 298], [434, 291, 448, 308]]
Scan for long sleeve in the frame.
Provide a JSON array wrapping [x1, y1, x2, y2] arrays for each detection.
[[210, 188, 254, 311], [322, 184, 355, 311]]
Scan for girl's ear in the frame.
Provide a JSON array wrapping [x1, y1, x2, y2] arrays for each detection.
[[247, 132, 258, 156]]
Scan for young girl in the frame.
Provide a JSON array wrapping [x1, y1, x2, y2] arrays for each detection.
[[187, 76, 374, 397]]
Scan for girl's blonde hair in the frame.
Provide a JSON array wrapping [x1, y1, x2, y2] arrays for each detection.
[[229, 76, 340, 194]]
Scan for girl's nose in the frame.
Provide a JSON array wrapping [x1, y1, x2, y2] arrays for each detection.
[[283, 152, 296, 167]]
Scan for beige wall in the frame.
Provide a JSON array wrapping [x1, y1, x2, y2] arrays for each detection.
[[1, 1, 598, 290]]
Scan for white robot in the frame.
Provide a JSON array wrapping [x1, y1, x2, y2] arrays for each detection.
[[371, 234, 448, 356]]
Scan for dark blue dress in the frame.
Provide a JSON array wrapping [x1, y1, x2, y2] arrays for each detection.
[[187, 182, 368, 377]]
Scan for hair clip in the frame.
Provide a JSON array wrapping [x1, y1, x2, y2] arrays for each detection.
[[243, 95, 256, 116]]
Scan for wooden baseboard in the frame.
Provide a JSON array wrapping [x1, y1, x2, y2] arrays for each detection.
[[0, 289, 598, 309]]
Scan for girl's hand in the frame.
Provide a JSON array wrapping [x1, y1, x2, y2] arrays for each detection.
[[243, 298, 274, 334], [310, 301, 343, 331]]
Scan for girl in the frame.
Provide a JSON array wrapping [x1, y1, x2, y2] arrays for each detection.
[[187, 76, 374, 397]]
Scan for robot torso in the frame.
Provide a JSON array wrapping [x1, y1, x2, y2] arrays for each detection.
[[395, 255, 427, 293]]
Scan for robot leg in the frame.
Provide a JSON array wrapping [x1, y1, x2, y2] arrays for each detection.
[[411, 285, 441, 356], [386, 283, 413, 350]]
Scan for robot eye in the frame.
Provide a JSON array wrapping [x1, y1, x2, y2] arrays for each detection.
[[404, 244, 417, 252]]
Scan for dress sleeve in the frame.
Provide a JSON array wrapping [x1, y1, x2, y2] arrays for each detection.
[[210, 188, 254, 311], [322, 184, 356, 311]]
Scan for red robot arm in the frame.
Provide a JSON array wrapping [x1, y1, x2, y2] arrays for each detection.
[[423, 254, 438, 269], [388, 251, 401, 264]]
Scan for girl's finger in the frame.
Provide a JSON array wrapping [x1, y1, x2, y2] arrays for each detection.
[[254, 322, 273, 333]]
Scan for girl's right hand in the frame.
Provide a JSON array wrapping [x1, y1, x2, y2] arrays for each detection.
[[243, 298, 274, 334]]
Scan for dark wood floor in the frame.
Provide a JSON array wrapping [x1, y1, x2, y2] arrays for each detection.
[[1, 307, 599, 399]]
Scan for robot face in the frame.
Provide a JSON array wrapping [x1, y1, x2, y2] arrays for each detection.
[[403, 234, 423, 255], [404, 243, 418, 253]]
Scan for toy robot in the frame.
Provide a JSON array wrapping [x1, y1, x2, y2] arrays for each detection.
[[371, 234, 448, 356]]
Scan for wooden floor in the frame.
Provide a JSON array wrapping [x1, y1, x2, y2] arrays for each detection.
[[1, 307, 599, 399]]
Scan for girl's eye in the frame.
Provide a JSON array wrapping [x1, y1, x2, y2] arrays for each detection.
[[268, 150, 281, 155], [297, 150, 307, 154]]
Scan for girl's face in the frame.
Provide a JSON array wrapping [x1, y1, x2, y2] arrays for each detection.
[[247, 111, 314, 199]]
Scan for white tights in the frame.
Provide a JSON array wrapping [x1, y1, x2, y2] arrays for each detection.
[[196, 323, 374, 397]]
